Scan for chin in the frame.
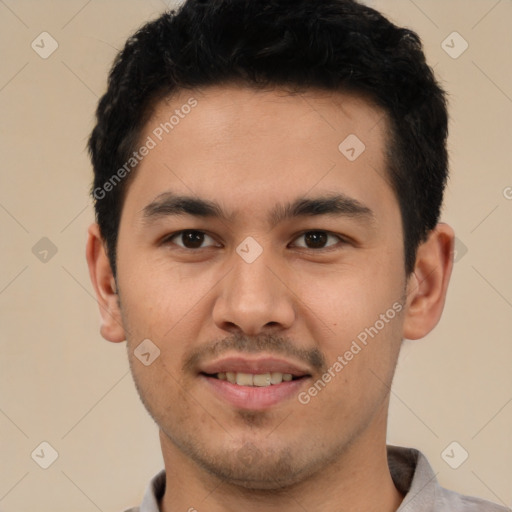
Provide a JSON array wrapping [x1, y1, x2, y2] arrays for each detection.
[[191, 443, 322, 492], [203, 461, 305, 491]]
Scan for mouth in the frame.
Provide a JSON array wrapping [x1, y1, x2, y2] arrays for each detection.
[[198, 356, 312, 410], [202, 371, 306, 387]]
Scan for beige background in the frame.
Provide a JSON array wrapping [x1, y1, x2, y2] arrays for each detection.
[[0, 0, 511, 511]]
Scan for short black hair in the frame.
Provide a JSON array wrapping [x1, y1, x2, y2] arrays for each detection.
[[89, 0, 448, 277]]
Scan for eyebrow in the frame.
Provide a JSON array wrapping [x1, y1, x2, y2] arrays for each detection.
[[141, 192, 375, 227]]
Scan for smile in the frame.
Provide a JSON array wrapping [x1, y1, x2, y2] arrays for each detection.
[[209, 371, 298, 387]]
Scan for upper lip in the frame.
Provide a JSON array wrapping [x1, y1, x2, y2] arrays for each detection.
[[199, 355, 311, 377]]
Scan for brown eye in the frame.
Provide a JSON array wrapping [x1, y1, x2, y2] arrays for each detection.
[[304, 231, 327, 248], [168, 230, 217, 249], [293, 231, 341, 249]]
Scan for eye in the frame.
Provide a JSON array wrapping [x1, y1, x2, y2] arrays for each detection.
[[291, 230, 344, 249], [166, 230, 219, 249]]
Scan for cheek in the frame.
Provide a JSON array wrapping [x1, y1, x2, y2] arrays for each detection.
[[292, 255, 405, 413], [295, 297, 403, 427], [117, 251, 210, 339], [293, 256, 404, 351], [127, 353, 197, 432]]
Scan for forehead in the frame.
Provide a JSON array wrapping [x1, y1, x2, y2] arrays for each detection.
[[152, 84, 387, 158], [122, 84, 396, 225]]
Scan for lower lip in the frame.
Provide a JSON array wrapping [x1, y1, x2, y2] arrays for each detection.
[[201, 375, 309, 410]]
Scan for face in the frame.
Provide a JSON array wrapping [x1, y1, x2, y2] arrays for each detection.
[[114, 85, 409, 488]]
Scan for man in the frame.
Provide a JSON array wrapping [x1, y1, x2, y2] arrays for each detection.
[[85, 0, 507, 510]]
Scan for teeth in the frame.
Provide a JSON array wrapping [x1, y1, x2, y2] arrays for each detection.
[[253, 373, 271, 386], [270, 372, 284, 384], [236, 372, 254, 386], [216, 371, 295, 386]]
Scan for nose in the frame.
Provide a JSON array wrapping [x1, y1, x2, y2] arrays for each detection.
[[212, 250, 296, 336]]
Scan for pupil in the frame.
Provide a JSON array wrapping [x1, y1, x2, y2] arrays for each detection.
[[183, 230, 204, 248], [305, 231, 327, 248]]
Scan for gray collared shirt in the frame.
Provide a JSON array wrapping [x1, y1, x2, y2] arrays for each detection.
[[124, 446, 509, 512]]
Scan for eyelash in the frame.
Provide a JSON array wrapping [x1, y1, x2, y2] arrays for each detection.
[[162, 230, 348, 251]]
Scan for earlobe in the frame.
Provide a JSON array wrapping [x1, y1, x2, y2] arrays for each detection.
[[402, 223, 455, 340], [85, 223, 126, 343]]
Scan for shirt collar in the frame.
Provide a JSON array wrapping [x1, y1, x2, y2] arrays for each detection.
[[388, 446, 437, 511]]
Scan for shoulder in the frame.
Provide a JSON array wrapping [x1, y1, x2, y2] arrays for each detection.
[[436, 487, 510, 512], [121, 469, 166, 512], [388, 446, 509, 512]]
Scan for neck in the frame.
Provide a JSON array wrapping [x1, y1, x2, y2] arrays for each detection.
[[159, 414, 403, 512]]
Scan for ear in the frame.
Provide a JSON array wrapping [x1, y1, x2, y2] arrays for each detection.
[[402, 223, 455, 340], [85, 223, 126, 343]]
